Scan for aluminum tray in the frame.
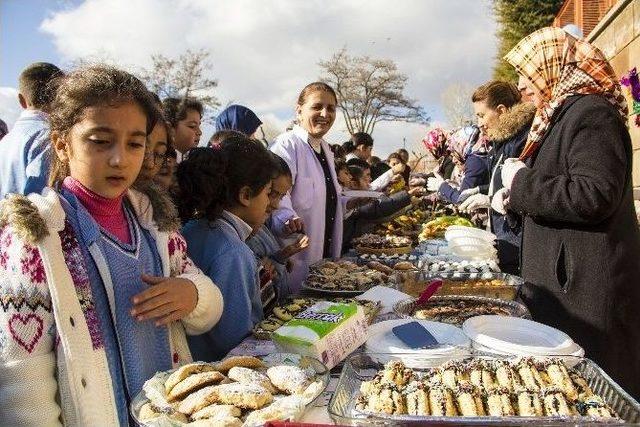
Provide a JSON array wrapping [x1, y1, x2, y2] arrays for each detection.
[[396, 271, 523, 300], [393, 295, 530, 326], [328, 353, 640, 425]]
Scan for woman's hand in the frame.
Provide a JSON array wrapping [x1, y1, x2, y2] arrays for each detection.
[[501, 158, 527, 190], [283, 216, 305, 235], [131, 275, 198, 326], [278, 234, 310, 259], [261, 258, 277, 281]]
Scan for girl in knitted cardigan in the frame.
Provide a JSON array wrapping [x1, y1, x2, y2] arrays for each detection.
[[0, 66, 223, 426]]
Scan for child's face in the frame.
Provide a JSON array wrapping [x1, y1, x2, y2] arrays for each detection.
[[359, 168, 372, 189], [337, 168, 352, 187], [54, 102, 147, 199], [153, 156, 176, 190], [243, 181, 272, 229], [139, 123, 168, 181], [267, 174, 292, 215], [174, 108, 202, 153], [388, 157, 401, 168]]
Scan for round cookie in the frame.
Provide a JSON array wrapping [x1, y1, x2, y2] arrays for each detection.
[[165, 362, 217, 394], [168, 370, 227, 402], [215, 355, 265, 373], [190, 404, 241, 421]]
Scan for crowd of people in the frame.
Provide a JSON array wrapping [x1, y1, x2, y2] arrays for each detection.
[[0, 26, 639, 425]]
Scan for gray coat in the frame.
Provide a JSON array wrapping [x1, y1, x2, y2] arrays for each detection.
[[509, 94, 640, 399]]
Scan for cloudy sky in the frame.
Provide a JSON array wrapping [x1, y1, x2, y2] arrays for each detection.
[[0, 0, 498, 157]]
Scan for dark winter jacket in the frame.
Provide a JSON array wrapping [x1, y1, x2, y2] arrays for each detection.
[[439, 153, 490, 204], [509, 94, 640, 399], [481, 102, 536, 273], [342, 191, 412, 253]]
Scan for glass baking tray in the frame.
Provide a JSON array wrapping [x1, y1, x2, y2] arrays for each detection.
[[328, 353, 640, 425], [396, 271, 523, 300], [393, 295, 531, 326]]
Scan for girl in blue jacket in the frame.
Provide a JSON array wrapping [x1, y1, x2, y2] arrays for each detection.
[[178, 140, 275, 361]]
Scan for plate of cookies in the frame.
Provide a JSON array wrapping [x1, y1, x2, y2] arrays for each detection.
[[301, 259, 394, 296], [132, 353, 329, 426]]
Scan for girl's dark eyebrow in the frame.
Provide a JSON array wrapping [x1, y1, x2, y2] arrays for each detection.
[[85, 126, 147, 137]]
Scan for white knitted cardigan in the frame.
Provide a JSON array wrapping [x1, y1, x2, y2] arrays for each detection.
[[0, 188, 223, 426]]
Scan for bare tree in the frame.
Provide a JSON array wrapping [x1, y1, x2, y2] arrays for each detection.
[[440, 83, 475, 128], [319, 48, 429, 135], [140, 49, 220, 119]]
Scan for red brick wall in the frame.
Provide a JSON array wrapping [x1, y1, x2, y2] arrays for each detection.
[[553, 0, 619, 36]]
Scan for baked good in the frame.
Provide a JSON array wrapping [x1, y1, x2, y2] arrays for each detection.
[[168, 371, 227, 402], [266, 365, 311, 395], [190, 404, 241, 421], [213, 382, 273, 409], [215, 356, 265, 373], [356, 357, 618, 420], [138, 402, 162, 421], [186, 417, 242, 427], [165, 362, 217, 394], [227, 366, 277, 394], [178, 385, 220, 415]]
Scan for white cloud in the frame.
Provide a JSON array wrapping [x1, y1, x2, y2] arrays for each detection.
[[0, 87, 22, 128], [39, 0, 497, 157]]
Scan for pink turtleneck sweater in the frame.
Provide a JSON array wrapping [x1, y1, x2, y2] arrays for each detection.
[[62, 177, 132, 244]]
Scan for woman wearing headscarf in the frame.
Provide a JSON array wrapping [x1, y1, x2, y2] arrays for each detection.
[[498, 27, 640, 398], [215, 104, 263, 137], [427, 125, 490, 204]]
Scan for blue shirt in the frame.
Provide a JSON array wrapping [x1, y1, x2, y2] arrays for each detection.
[[183, 213, 262, 361], [0, 110, 51, 198]]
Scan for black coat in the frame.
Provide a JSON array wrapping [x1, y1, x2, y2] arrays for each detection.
[[509, 94, 640, 399], [342, 191, 412, 253]]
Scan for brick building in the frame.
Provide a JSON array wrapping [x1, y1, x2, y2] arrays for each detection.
[[553, 0, 620, 37]]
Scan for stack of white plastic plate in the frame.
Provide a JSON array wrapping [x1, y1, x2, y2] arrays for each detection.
[[365, 319, 471, 367], [462, 315, 584, 357], [445, 226, 498, 260]]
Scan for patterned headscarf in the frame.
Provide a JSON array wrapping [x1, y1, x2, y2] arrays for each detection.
[[447, 126, 481, 164], [504, 26, 628, 160], [422, 127, 449, 160]]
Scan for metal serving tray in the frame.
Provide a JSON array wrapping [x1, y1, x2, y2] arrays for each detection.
[[328, 353, 640, 425], [396, 271, 523, 300], [393, 295, 531, 326]]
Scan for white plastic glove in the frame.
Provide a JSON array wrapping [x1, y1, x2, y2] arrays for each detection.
[[491, 188, 510, 215], [459, 193, 491, 213], [427, 175, 444, 192], [501, 158, 526, 190], [458, 186, 480, 203]]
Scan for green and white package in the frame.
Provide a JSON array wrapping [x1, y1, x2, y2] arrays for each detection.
[[272, 301, 368, 369]]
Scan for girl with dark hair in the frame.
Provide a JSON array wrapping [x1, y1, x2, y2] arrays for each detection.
[[0, 66, 222, 426], [247, 153, 309, 303], [178, 139, 274, 361], [162, 97, 203, 157]]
